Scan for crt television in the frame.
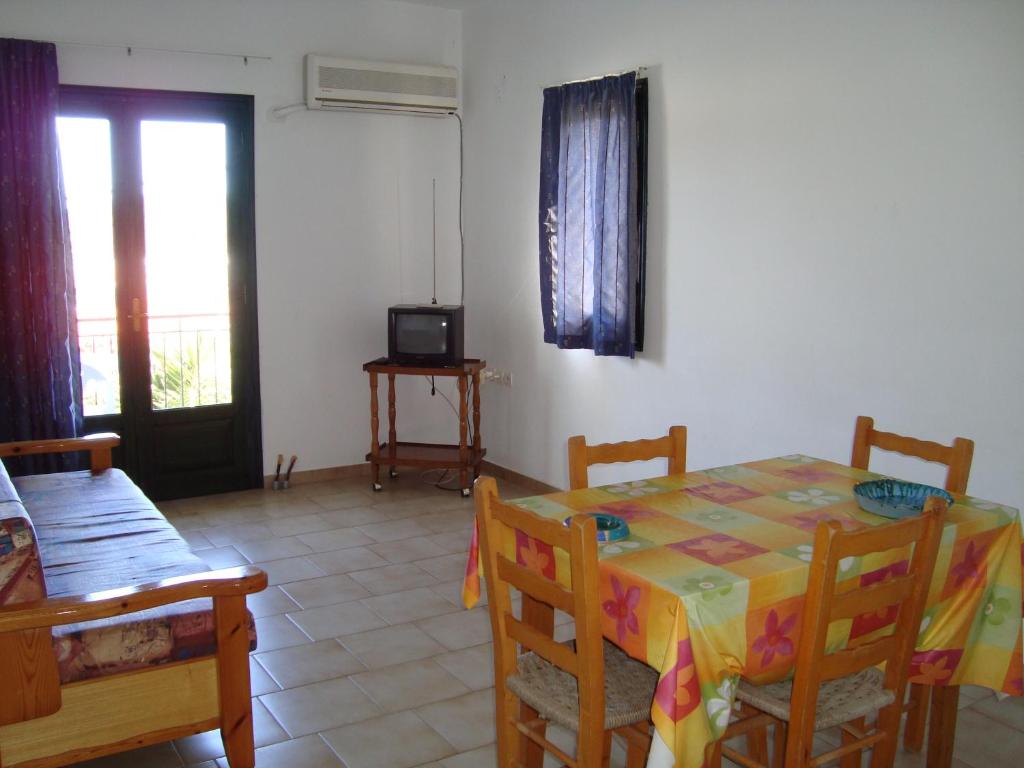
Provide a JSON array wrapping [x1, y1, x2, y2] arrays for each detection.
[[388, 304, 464, 366]]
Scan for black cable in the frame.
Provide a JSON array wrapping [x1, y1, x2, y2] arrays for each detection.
[[453, 111, 465, 306]]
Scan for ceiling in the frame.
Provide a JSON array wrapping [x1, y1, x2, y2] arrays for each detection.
[[387, 0, 488, 10]]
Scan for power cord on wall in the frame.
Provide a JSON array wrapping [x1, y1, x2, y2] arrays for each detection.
[[452, 111, 465, 306]]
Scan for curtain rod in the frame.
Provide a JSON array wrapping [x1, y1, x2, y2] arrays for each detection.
[[544, 66, 648, 90], [51, 39, 272, 63]]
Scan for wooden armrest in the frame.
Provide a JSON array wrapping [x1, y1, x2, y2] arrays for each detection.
[[0, 433, 120, 473], [0, 565, 267, 634]]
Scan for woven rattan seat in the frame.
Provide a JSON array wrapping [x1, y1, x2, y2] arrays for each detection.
[[736, 667, 895, 731], [506, 639, 658, 732]]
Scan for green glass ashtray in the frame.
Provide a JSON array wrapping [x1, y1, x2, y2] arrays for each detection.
[[562, 512, 630, 542]]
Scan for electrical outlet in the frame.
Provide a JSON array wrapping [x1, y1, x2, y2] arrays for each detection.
[[482, 368, 512, 386]]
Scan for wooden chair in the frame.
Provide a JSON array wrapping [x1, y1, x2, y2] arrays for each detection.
[[475, 476, 656, 768], [850, 415, 974, 752], [567, 426, 687, 490], [710, 496, 947, 768]]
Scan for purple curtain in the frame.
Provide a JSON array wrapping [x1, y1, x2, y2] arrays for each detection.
[[0, 38, 83, 473], [539, 72, 639, 357]]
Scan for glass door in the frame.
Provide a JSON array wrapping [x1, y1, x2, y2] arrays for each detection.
[[57, 86, 261, 500]]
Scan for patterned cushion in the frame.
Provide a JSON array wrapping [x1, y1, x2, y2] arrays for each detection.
[[0, 461, 47, 606], [13, 468, 256, 683]]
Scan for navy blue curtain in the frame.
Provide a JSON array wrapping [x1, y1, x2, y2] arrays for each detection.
[[0, 38, 83, 473], [539, 72, 639, 357]]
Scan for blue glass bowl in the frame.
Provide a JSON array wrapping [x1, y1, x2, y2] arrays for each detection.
[[563, 512, 630, 542], [853, 479, 954, 519]]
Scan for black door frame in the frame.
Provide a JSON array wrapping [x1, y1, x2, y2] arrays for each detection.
[[59, 85, 263, 499]]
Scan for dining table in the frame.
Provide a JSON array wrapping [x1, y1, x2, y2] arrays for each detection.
[[461, 454, 1023, 768]]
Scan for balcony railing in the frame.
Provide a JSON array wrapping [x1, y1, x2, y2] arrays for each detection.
[[78, 313, 232, 416]]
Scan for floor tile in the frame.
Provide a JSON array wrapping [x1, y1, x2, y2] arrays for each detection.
[[348, 563, 437, 595], [953, 708, 1024, 767], [321, 710, 455, 768], [180, 529, 213, 551], [287, 600, 388, 640], [357, 518, 436, 543], [235, 536, 313, 563], [174, 699, 285, 763], [204, 522, 275, 547], [256, 556, 326, 586], [368, 537, 450, 563], [414, 553, 470, 581], [318, 506, 397, 528], [280, 573, 371, 609], [434, 743, 498, 767], [361, 587, 460, 624], [247, 585, 301, 618], [340, 623, 447, 669], [250, 655, 281, 696], [253, 614, 311, 652], [215, 734, 343, 768], [310, 490, 374, 511], [968, 693, 1024, 733], [350, 659, 470, 712], [433, 643, 495, 691], [268, 513, 336, 538], [199, 546, 250, 570], [417, 509, 474, 534], [415, 689, 497, 751], [297, 526, 375, 552], [416, 607, 493, 650], [307, 546, 390, 575], [255, 638, 365, 689], [260, 677, 381, 737]]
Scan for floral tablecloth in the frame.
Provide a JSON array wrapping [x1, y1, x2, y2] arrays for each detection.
[[462, 456, 1023, 768]]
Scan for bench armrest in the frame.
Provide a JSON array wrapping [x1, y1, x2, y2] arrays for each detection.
[[0, 565, 267, 634], [0, 433, 121, 473]]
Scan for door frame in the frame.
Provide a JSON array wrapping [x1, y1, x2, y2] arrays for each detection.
[[59, 85, 263, 498]]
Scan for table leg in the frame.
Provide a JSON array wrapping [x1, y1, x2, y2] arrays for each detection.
[[458, 374, 469, 496], [926, 685, 959, 768], [472, 371, 482, 479], [520, 594, 554, 768], [369, 372, 381, 491], [387, 373, 397, 479]]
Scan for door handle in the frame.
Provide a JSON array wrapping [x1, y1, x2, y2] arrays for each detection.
[[129, 297, 147, 332]]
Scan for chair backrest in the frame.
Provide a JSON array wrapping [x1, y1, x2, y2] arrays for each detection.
[[567, 426, 687, 490], [475, 476, 606, 767], [850, 415, 974, 494], [784, 496, 946, 767]]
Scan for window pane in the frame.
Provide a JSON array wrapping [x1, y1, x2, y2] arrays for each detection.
[[141, 120, 232, 410], [57, 117, 121, 416]]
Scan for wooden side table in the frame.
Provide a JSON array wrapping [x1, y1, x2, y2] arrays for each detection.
[[362, 358, 486, 497]]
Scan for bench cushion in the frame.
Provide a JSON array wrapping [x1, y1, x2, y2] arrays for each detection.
[[1, 461, 47, 606], [13, 468, 256, 684]]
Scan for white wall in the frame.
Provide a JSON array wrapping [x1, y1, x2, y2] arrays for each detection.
[[0, 0, 466, 475], [461, 1, 1024, 505]]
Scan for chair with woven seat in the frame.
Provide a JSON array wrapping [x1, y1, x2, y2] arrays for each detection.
[[567, 425, 687, 490], [710, 496, 947, 768], [475, 476, 657, 768], [850, 415, 974, 752]]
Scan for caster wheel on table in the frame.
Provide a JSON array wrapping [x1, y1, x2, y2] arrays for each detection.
[[389, 469, 399, 478], [461, 488, 471, 498], [373, 482, 383, 492]]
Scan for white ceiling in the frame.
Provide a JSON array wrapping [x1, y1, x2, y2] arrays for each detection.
[[387, 0, 488, 10]]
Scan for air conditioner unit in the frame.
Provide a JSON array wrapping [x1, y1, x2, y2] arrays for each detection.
[[305, 55, 458, 115]]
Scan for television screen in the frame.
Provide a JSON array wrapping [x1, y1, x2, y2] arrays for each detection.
[[396, 313, 448, 355]]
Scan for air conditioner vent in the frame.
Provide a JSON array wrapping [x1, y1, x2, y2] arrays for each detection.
[[306, 55, 458, 115]]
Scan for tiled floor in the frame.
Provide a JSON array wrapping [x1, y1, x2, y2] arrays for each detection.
[[69, 473, 1024, 768]]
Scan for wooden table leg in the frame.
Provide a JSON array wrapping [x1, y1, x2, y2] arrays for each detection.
[[369, 372, 381, 491], [472, 371, 482, 479], [926, 685, 959, 768], [458, 374, 469, 496], [520, 594, 554, 768], [387, 373, 397, 479]]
